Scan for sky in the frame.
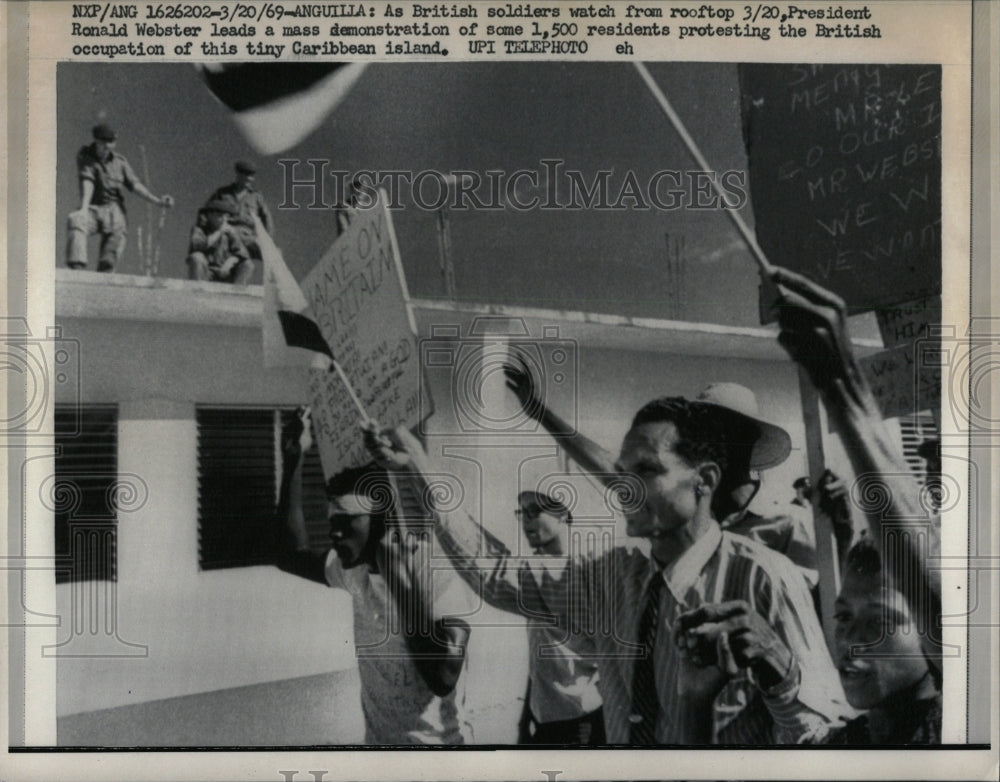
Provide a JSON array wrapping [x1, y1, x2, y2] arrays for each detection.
[[58, 61, 776, 327]]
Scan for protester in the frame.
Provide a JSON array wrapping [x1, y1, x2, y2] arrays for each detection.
[[368, 404, 849, 745], [724, 265, 943, 744], [185, 200, 253, 284], [66, 123, 174, 272], [512, 490, 603, 745], [277, 409, 472, 745], [814, 468, 860, 566], [206, 160, 274, 262], [791, 477, 812, 510], [504, 367, 819, 588]]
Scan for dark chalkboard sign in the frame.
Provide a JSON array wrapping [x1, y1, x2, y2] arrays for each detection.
[[740, 64, 941, 319]]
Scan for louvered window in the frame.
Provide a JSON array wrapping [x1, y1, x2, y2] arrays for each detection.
[[54, 405, 118, 583], [196, 407, 328, 569], [900, 412, 939, 484]]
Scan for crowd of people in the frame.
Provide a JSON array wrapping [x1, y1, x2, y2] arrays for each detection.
[[65, 124, 941, 750], [275, 264, 942, 747], [66, 124, 273, 284]]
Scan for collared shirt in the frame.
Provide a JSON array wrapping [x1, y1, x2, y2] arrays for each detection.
[[324, 551, 472, 745], [437, 515, 851, 745], [76, 144, 137, 208], [208, 183, 273, 236], [722, 508, 818, 588]]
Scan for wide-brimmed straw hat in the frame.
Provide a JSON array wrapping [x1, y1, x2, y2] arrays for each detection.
[[695, 382, 792, 470]]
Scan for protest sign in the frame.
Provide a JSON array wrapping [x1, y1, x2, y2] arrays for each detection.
[[875, 294, 942, 350], [301, 191, 428, 478], [859, 342, 942, 421], [741, 64, 942, 318]]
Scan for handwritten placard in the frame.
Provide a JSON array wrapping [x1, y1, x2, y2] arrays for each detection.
[[859, 343, 941, 421], [741, 64, 941, 319], [302, 191, 428, 478], [875, 295, 941, 350]]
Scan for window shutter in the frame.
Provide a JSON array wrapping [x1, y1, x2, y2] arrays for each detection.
[[197, 407, 283, 569], [900, 412, 939, 484], [54, 405, 118, 583]]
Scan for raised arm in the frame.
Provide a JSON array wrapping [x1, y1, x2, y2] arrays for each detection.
[[503, 357, 618, 480], [768, 266, 938, 611], [275, 407, 327, 585], [362, 425, 471, 697], [364, 425, 580, 635]]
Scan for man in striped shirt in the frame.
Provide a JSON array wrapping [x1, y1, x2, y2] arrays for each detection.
[[370, 399, 850, 745]]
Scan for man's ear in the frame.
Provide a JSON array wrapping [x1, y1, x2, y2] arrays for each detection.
[[697, 462, 722, 498]]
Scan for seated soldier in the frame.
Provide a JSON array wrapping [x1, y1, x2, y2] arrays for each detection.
[[186, 199, 253, 285], [206, 160, 274, 261]]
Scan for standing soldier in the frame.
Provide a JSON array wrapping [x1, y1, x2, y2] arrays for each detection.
[[66, 123, 174, 272]]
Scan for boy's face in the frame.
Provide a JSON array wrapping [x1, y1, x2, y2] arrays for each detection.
[[833, 568, 931, 710], [204, 210, 226, 230]]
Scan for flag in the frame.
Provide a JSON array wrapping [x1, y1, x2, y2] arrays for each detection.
[[258, 215, 333, 369], [199, 62, 368, 155]]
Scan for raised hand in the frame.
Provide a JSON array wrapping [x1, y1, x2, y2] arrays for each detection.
[[767, 266, 855, 394], [362, 422, 432, 476], [282, 405, 312, 467], [502, 353, 540, 413]]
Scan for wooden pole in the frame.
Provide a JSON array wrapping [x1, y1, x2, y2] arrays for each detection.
[[796, 365, 841, 648], [332, 359, 370, 424], [634, 62, 774, 275], [436, 176, 458, 300]]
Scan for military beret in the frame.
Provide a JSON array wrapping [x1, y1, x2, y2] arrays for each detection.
[[234, 160, 257, 175], [92, 123, 117, 142], [204, 198, 238, 216]]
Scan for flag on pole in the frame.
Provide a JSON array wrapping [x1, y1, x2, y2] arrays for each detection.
[[258, 215, 333, 369], [198, 63, 368, 155]]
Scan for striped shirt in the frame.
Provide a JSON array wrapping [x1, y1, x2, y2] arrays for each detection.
[[437, 516, 851, 745]]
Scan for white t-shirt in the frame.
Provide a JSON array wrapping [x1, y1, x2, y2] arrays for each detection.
[[325, 551, 473, 744]]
